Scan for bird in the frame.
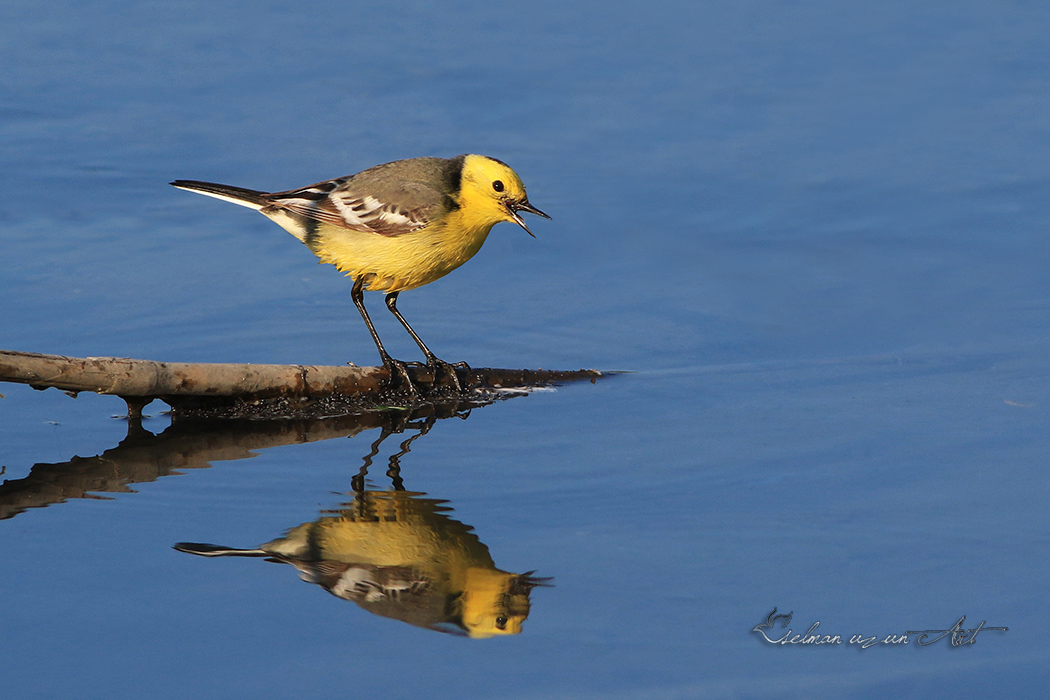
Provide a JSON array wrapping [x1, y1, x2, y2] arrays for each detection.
[[171, 154, 549, 392], [174, 489, 551, 637]]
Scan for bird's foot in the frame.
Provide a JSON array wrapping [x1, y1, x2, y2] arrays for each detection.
[[426, 355, 466, 393], [382, 357, 419, 396]]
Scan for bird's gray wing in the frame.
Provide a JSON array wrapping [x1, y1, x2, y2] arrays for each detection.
[[266, 177, 446, 237]]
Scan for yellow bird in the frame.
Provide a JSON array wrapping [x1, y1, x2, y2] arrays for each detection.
[[174, 490, 551, 638], [172, 155, 549, 391]]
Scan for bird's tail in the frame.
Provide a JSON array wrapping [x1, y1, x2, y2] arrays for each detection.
[[173, 542, 270, 557], [170, 180, 269, 210]]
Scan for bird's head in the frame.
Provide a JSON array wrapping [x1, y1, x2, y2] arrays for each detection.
[[458, 154, 550, 237], [457, 568, 552, 638]]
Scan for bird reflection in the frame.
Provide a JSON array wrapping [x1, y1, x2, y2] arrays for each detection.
[[175, 416, 550, 638]]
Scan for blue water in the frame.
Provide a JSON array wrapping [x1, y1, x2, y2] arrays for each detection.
[[3, 1, 1049, 698]]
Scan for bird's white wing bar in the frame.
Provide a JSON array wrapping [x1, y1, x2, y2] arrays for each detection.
[[268, 185, 427, 236], [331, 194, 426, 235]]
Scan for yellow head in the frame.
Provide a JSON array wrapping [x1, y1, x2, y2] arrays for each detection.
[[458, 568, 530, 638], [457, 154, 550, 237]]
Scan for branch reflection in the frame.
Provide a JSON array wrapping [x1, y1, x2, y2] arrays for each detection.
[[1, 400, 481, 520], [175, 413, 551, 638]]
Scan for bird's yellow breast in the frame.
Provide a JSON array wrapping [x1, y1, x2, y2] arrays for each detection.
[[273, 205, 499, 293]]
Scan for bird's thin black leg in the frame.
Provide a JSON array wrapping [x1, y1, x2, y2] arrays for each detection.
[[385, 292, 463, 392], [352, 279, 415, 393]]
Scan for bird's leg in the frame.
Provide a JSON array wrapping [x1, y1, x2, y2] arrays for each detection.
[[384, 292, 463, 392], [352, 279, 416, 393], [384, 292, 438, 360]]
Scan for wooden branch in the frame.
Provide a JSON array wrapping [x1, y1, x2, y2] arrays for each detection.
[[0, 350, 605, 418], [0, 349, 385, 397]]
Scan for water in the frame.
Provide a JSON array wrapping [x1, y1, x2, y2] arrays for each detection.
[[2, 1, 1049, 698]]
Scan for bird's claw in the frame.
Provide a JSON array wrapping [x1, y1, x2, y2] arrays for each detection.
[[426, 356, 465, 393], [379, 354, 467, 397], [383, 358, 419, 396]]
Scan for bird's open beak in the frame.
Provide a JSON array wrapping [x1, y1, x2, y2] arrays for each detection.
[[506, 199, 551, 238]]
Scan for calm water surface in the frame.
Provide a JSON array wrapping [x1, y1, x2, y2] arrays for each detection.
[[2, 2, 1049, 698]]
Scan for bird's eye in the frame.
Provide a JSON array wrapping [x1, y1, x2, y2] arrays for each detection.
[[496, 616, 508, 629], [492, 180, 505, 193]]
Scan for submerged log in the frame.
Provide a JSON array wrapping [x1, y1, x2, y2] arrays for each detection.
[[0, 349, 605, 418]]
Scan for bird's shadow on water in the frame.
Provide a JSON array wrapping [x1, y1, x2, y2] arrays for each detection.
[[0, 397, 554, 637]]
